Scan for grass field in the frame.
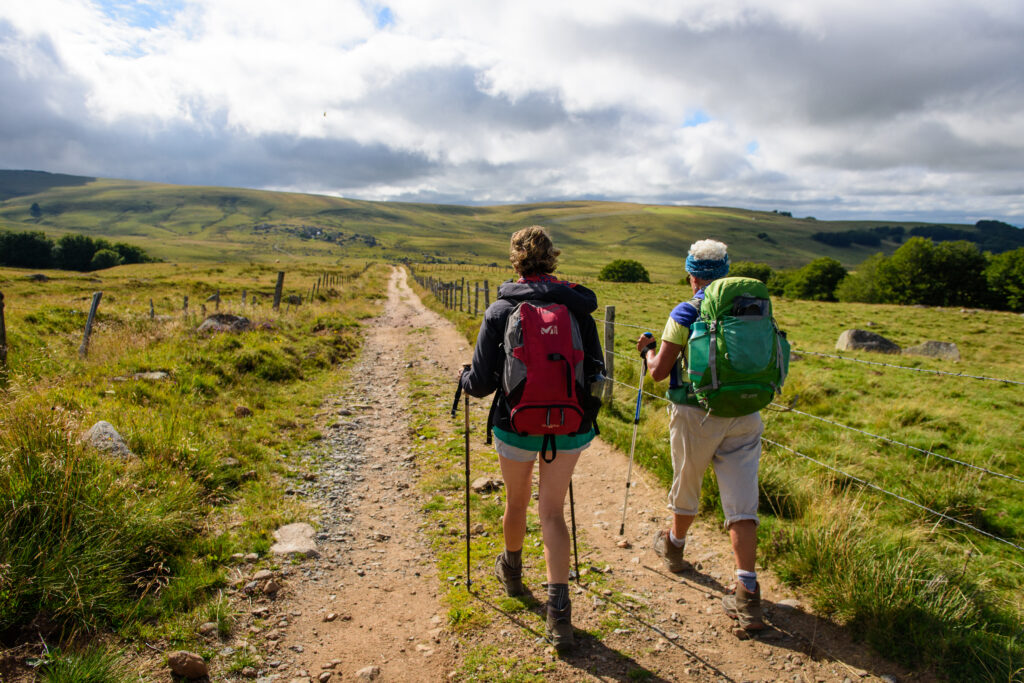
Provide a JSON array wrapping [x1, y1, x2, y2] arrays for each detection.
[[0, 259, 385, 677], [409, 262, 1024, 681]]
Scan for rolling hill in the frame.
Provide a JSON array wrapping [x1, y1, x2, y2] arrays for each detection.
[[0, 169, 1013, 281]]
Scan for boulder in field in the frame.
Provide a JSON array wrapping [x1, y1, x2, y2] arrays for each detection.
[[904, 341, 960, 361], [84, 421, 134, 459], [197, 313, 251, 333], [836, 329, 901, 354]]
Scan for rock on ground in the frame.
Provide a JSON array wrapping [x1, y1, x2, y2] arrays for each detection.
[[197, 313, 252, 333], [836, 329, 901, 354], [271, 522, 319, 558], [167, 650, 208, 679], [84, 421, 134, 459], [903, 340, 960, 361]]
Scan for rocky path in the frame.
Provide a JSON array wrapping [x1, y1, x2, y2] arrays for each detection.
[[246, 267, 921, 682]]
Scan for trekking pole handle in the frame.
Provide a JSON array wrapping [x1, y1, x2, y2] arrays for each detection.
[[451, 364, 470, 418]]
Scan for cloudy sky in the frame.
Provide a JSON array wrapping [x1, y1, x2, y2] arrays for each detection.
[[1, 0, 1022, 224]]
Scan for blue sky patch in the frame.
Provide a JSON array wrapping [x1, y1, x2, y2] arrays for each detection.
[[746, 141, 759, 154], [374, 5, 394, 28], [95, 0, 184, 30], [682, 109, 711, 127]]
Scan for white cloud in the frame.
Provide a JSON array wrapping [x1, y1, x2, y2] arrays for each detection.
[[0, 0, 1022, 224]]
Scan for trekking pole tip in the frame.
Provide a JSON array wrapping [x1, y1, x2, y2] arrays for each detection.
[[618, 523, 625, 536]]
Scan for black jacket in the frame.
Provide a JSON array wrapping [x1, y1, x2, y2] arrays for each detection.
[[460, 278, 605, 435]]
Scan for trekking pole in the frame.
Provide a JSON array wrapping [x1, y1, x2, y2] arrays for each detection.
[[463, 391, 472, 591], [568, 479, 580, 583], [619, 336, 652, 536], [452, 365, 472, 590]]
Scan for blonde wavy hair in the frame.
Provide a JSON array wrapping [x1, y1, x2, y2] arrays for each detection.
[[509, 226, 560, 276]]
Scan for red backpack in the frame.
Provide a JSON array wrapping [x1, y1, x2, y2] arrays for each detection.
[[499, 300, 586, 461]]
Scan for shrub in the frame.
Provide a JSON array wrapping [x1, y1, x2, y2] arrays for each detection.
[[729, 261, 773, 284], [599, 259, 650, 283], [0, 230, 54, 268], [874, 238, 989, 307], [89, 249, 124, 271], [784, 257, 847, 301], [836, 253, 887, 303], [985, 247, 1024, 311]]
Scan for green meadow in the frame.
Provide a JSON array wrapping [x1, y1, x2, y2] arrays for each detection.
[[410, 262, 1024, 681]]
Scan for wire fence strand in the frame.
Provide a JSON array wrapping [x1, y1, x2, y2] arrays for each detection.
[[798, 350, 1024, 386], [761, 438, 1024, 553], [768, 403, 1024, 485]]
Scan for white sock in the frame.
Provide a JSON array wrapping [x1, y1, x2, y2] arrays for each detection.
[[736, 569, 757, 592], [669, 530, 686, 548]]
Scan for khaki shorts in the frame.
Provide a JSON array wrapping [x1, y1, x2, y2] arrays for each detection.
[[667, 403, 763, 527], [494, 438, 590, 463]]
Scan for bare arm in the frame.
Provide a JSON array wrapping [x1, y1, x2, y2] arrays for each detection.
[[636, 335, 682, 383]]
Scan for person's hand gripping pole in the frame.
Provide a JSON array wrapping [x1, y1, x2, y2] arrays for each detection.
[[619, 333, 655, 536]]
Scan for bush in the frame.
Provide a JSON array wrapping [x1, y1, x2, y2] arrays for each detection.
[[54, 234, 99, 271], [0, 230, 54, 268], [874, 238, 989, 307], [766, 269, 793, 296], [89, 249, 123, 271], [985, 247, 1024, 311], [836, 253, 887, 303], [729, 261, 773, 284], [598, 259, 650, 283], [784, 257, 847, 301]]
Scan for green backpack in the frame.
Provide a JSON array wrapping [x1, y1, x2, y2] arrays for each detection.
[[684, 277, 790, 417]]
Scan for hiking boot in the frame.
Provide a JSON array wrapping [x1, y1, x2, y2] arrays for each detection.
[[546, 601, 574, 653], [722, 582, 765, 632], [652, 529, 689, 573], [494, 553, 526, 597]]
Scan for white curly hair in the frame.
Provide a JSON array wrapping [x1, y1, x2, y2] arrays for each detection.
[[688, 239, 729, 261]]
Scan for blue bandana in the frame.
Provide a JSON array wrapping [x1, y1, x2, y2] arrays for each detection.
[[685, 254, 730, 281]]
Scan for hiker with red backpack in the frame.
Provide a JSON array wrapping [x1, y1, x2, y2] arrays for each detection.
[[459, 226, 604, 652], [636, 239, 789, 634]]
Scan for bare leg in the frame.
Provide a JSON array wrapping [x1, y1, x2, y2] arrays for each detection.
[[672, 512, 695, 540], [498, 455, 535, 552], [728, 519, 757, 572], [536, 453, 581, 584]]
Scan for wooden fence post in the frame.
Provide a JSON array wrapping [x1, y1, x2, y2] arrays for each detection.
[[78, 291, 103, 359], [602, 305, 615, 404], [183, 295, 189, 318], [149, 299, 155, 320], [484, 280, 490, 309], [242, 289, 247, 306], [273, 271, 285, 311], [474, 282, 480, 316], [0, 292, 7, 370], [460, 277, 465, 312]]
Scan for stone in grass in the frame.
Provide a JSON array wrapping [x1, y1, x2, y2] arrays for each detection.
[[197, 313, 252, 333], [84, 421, 135, 459], [835, 329, 901, 354], [903, 340, 960, 362], [270, 523, 319, 558], [470, 477, 503, 493], [167, 650, 208, 679]]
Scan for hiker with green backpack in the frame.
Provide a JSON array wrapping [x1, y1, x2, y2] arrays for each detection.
[[636, 239, 789, 633]]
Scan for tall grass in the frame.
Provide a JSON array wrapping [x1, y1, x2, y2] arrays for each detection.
[[0, 401, 198, 635]]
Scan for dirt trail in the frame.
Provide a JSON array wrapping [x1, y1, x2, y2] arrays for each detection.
[[263, 267, 917, 682]]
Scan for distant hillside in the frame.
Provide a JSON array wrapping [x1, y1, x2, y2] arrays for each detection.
[[0, 169, 95, 201], [1, 169, 1011, 281]]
